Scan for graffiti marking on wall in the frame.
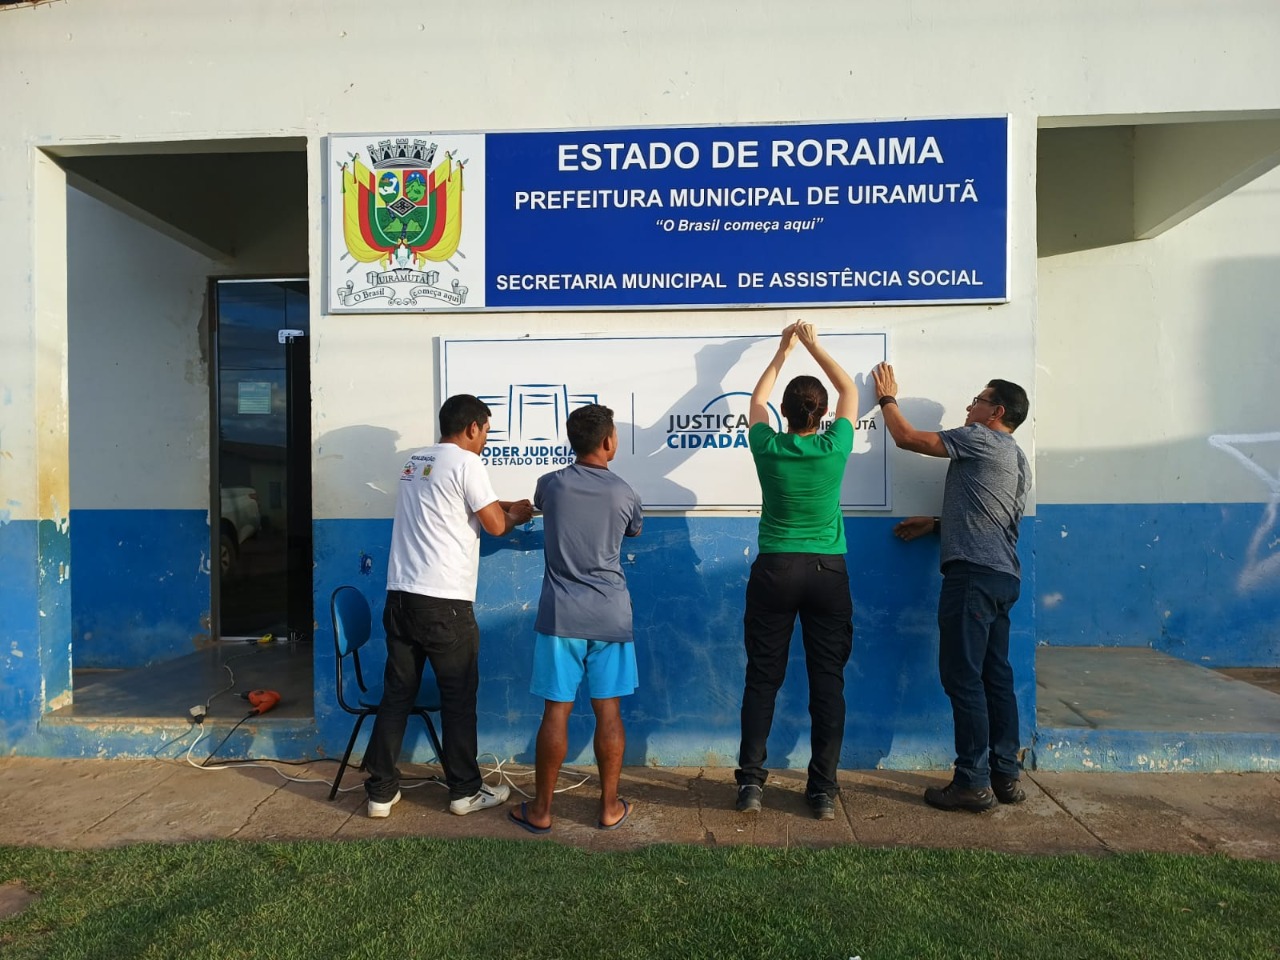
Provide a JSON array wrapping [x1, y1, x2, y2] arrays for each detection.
[[1208, 431, 1280, 592]]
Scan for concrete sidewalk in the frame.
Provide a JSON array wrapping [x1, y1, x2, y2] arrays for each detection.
[[1, 758, 1278, 860]]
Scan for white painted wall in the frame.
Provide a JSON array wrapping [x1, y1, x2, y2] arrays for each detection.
[[66, 187, 215, 510], [311, 304, 1032, 520], [1037, 165, 1280, 504], [3, 0, 1279, 525]]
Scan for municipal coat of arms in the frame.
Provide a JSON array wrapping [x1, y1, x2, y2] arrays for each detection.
[[335, 137, 470, 308]]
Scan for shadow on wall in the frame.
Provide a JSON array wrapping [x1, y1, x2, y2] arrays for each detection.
[[312, 424, 404, 519], [1037, 256, 1280, 666], [1206, 259, 1280, 618], [471, 514, 974, 772], [308, 390, 1030, 770], [844, 395, 961, 768]]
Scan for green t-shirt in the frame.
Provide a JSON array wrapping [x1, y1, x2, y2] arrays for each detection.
[[749, 418, 854, 554]]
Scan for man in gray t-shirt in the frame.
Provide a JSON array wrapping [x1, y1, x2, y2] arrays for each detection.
[[872, 363, 1031, 814], [507, 404, 644, 836], [938, 423, 1031, 579]]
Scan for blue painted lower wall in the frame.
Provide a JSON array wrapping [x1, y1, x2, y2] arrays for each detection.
[[0, 517, 73, 751], [14, 501, 1276, 764], [69, 509, 211, 669], [1036, 503, 1280, 666], [312, 515, 1037, 770], [1, 519, 43, 749]]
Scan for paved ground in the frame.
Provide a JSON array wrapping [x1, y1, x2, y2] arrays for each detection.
[[1, 757, 1277, 859]]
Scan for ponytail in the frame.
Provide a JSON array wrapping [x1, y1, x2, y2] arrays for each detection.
[[781, 376, 829, 433]]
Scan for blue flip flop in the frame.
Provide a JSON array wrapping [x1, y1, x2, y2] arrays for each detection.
[[597, 797, 632, 831], [508, 802, 551, 835]]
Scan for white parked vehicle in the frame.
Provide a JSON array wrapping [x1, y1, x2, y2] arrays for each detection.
[[219, 486, 261, 579]]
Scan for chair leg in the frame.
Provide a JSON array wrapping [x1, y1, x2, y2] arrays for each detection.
[[330, 713, 369, 801], [418, 710, 446, 774]]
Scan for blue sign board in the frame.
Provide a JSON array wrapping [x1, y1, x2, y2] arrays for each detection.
[[326, 117, 1007, 313]]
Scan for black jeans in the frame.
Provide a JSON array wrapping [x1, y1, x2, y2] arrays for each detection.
[[364, 590, 483, 802], [937, 561, 1022, 789], [736, 553, 853, 799]]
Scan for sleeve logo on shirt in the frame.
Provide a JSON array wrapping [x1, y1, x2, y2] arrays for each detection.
[[402, 453, 436, 481]]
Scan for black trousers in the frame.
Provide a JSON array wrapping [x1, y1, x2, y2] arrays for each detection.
[[736, 553, 853, 798], [365, 590, 483, 802]]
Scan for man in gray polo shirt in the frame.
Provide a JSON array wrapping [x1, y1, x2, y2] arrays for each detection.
[[872, 363, 1031, 813], [507, 404, 644, 834]]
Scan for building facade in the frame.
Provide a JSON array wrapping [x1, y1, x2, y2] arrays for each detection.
[[2, 0, 1278, 769]]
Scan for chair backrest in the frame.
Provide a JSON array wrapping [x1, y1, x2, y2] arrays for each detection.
[[331, 586, 372, 657], [331, 586, 373, 707]]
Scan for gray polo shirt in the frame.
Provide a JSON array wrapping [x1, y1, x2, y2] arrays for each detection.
[[534, 462, 644, 642], [938, 424, 1030, 579]]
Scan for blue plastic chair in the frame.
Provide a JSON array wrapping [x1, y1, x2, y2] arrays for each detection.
[[329, 585, 444, 800]]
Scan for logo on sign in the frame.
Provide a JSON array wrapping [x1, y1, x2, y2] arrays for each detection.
[[478, 383, 599, 466], [336, 138, 470, 309], [664, 392, 781, 450]]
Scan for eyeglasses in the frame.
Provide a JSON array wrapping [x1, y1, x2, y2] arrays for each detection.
[[971, 395, 1003, 408]]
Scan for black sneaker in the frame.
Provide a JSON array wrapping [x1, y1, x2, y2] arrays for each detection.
[[991, 775, 1026, 804], [923, 781, 998, 813], [808, 793, 836, 821], [735, 784, 763, 813]]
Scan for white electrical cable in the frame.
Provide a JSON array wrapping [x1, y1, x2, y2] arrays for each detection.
[[479, 753, 592, 799], [179, 745, 594, 799], [188, 645, 596, 797], [183, 724, 209, 767], [200, 647, 266, 715]]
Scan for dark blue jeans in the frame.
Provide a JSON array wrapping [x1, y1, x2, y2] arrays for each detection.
[[365, 590, 483, 802], [736, 553, 853, 799], [937, 561, 1021, 789]]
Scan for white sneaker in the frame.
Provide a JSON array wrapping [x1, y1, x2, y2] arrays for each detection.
[[448, 783, 510, 816], [367, 790, 401, 819]]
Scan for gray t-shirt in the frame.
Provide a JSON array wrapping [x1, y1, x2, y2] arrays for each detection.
[[938, 424, 1030, 579], [534, 462, 644, 642]]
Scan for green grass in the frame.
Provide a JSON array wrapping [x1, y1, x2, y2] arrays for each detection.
[[2, 840, 1278, 959]]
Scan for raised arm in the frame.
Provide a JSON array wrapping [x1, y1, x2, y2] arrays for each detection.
[[748, 323, 798, 427], [871, 362, 948, 458], [795, 321, 858, 422]]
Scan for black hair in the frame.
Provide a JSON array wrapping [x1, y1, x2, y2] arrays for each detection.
[[566, 403, 615, 457], [986, 379, 1029, 430], [439, 394, 492, 438], [780, 375, 828, 433]]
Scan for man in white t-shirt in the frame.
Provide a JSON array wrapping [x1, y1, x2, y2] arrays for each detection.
[[364, 394, 533, 819]]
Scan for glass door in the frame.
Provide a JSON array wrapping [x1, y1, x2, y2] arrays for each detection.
[[211, 279, 312, 640]]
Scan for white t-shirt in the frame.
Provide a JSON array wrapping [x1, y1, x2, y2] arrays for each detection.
[[386, 443, 500, 601]]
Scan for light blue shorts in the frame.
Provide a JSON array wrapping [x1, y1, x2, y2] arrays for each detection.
[[530, 633, 638, 702]]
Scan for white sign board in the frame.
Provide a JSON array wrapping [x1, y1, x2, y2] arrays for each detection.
[[440, 334, 890, 509]]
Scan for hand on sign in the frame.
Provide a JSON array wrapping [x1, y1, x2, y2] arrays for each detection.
[[778, 322, 799, 356], [872, 362, 898, 400]]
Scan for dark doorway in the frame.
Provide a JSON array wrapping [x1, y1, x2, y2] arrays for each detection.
[[211, 279, 312, 642]]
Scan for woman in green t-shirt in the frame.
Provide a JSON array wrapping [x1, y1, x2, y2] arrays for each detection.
[[734, 321, 858, 821]]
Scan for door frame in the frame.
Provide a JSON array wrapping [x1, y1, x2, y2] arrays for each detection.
[[207, 275, 312, 641]]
